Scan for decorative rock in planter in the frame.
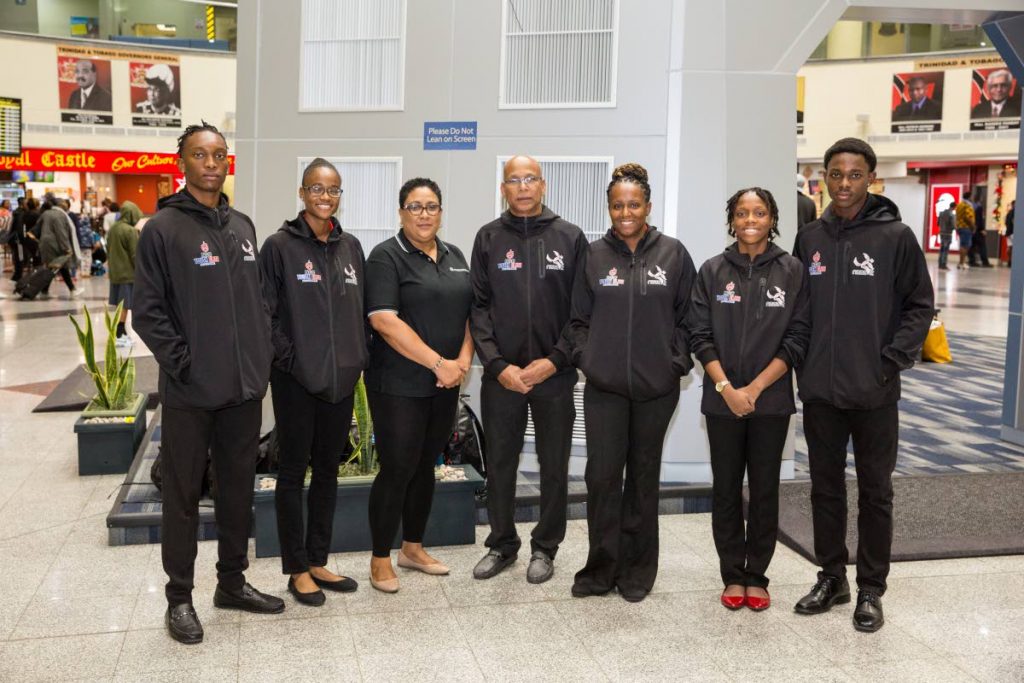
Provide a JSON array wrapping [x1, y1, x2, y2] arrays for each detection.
[[74, 392, 147, 475], [252, 464, 484, 558]]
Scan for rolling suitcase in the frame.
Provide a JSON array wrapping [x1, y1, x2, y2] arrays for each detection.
[[15, 267, 56, 300]]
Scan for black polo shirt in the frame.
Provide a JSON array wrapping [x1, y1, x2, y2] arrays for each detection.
[[365, 230, 473, 397]]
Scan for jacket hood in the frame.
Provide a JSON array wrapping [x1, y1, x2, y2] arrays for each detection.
[[601, 225, 662, 256], [722, 241, 787, 270], [280, 212, 342, 242], [157, 189, 232, 227], [821, 192, 901, 227], [498, 205, 560, 233], [118, 201, 142, 226]]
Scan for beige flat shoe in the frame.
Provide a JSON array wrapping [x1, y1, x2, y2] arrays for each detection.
[[370, 574, 399, 593], [397, 549, 450, 575]]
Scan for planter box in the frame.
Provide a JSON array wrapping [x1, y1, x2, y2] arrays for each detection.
[[252, 465, 483, 558], [73, 393, 147, 475]]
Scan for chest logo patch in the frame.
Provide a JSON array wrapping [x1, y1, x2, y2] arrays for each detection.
[[241, 239, 256, 262], [344, 263, 358, 285], [765, 286, 786, 308], [546, 250, 565, 271], [599, 267, 625, 287], [498, 249, 523, 271], [296, 260, 322, 283], [647, 265, 668, 286], [716, 281, 742, 304], [808, 251, 827, 276], [852, 253, 875, 277], [192, 241, 220, 267]]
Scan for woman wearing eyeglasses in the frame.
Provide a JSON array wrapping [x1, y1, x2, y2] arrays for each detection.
[[259, 158, 366, 606], [364, 177, 474, 593]]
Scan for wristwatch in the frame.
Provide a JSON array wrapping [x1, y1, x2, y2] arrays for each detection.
[[715, 379, 731, 393]]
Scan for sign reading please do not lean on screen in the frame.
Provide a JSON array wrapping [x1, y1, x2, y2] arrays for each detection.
[[424, 121, 477, 150]]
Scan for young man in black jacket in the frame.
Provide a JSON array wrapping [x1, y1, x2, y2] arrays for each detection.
[[792, 138, 934, 632], [470, 155, 587, 583], [134, 122, 283, 645]]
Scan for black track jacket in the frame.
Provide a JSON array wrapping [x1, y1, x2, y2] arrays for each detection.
[[470, 206, 586, 396], [793, 193, 934, 410], [260, 214, 368, 403], [134, 190, 272, 410], [568, 227, 696, 401], [689, 243, 811, 418]]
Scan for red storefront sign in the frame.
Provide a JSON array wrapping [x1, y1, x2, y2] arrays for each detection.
[[926, 183, 963, 252], [0, 147, 235, 175]]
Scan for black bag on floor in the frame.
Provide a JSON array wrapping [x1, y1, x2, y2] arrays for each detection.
[[14, 267, 55, 300], [444, 394, 486, 477], [150, 447, 217, 499]]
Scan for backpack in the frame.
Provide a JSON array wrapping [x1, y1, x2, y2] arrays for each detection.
[[444, 394, 486, 477]]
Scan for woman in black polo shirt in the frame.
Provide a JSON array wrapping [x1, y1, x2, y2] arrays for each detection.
[[365, 177, 474, 593], [260, 158, 365, 605]]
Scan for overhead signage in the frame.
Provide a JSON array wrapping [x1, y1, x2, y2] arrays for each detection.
[[0, 147, 236, 175], [424, 121, 477, 150], [915, 55, 1008, 71]]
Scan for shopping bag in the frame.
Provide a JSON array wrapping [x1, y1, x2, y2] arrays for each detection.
[[922, 318, 952, 363]]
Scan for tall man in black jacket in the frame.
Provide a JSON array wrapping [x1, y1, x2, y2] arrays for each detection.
[[470, 155, 587, 584], [792, 138, 934, 632], [134, 122, 283, 645]]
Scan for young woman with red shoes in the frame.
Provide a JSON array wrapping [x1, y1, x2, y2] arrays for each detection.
[[689, 187, 810, 612]]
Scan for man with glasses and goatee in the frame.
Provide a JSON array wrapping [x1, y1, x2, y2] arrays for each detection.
[[470, 155, 587, 584]]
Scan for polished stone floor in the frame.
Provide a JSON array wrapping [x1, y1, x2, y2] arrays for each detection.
[[0, 262, 1022, 682]]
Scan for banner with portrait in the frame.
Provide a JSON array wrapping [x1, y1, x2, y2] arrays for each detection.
[[891, 71, 944, 134], [970, 66, 1021, 131], [130, 60, 182, 128], [57, 46, 113, 125]]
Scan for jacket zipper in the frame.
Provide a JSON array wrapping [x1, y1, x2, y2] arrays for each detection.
[[627, 253, 636, 398], [640, 257, 648, 295], [830, 237, 848, 399], [737, 259, 753, 384], [756, 275, 767, 321], [524, 216, 533, 360], [538, 237, 546, 280], [323, 240, 338, 399], [222, 214, 246, 397]]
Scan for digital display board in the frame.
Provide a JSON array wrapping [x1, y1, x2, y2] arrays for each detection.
[[0, 97, 22, 157]]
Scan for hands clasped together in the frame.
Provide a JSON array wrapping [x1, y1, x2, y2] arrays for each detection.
[[721, 383, 762, 418], [496, 359, 557, 394], [433, 357, 471, 389]]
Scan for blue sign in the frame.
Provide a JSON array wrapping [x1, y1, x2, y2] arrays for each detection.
[[424, 121, 477, 150]]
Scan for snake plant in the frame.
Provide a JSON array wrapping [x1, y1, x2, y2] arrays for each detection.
[[68, 303, 136, 411], [344, 374, 377, 475]]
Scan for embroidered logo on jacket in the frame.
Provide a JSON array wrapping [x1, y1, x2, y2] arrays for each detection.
[[241, 239, 256, 262], [344, 263, 358, 285], [546, 250, 565, 270], [296, 260, 322, 283], [646, 265, 668, 286], [498, 249, 523, 271], [765, 286, 786, 308], [192, 241, 220, 267], [716, 281, 742, 304], [808, 251, 827, 276], [598, 267, 625, 287], [852, 253, 875, 277]]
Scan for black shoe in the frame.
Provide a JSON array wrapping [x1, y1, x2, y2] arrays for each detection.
[[472, 549, 517, 580], [571, 582, 612, 598], [853, 590, 884, 632], [312, 574, 359, 593], [213, 582, 285, 614], [618, 586, 648, 603], [165, 603, 203, 644], [287, 577, 326, 606], [982, 263, 995, 268], [794, 572, 851, 615]]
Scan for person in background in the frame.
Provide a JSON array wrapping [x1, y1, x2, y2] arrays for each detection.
[[937, 198, 955, 272], [954, 199, 975, 271], [103, 202, 120, 235], [797, 174, 816, 229], [568, 163, 696, 603], [364, 178, 474, 593], [689, 187, 810, 612], [7, 197, 27, 282], [1006, 200, 1015, 267], [36, 198, 81, 300], [967, 189, 992, 268], [260, 158, 366, 606], [106, 201, 141, 347]]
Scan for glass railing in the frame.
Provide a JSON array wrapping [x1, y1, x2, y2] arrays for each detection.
[[808, 21, 990, 62]]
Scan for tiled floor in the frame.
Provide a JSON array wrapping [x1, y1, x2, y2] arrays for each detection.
[[1, 262, 1022, 681]]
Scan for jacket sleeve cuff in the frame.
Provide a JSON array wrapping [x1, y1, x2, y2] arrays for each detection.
[[775, 350, 793, 369], [695, 348, 719, 366], [546, 349, 567, 371], [486, 358, 510, 378]]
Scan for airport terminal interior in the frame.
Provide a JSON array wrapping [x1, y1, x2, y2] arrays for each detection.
[[1, 1, 1024, 681]]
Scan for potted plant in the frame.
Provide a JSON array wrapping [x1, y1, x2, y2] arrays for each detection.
[[69, 303, 147, 475], [252, 376, 482, 557]]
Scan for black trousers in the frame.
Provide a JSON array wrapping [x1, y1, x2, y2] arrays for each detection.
[[10, 240, 25, 281], [367, 389, 459, 558], [161, 400, 262, 606], [804, 402, 899, 594], [706, 415, 789, 589], [574, 384, 679, 595], [42, 265, 74, 294], [481, 376, 575, 558], [270, 369, 354, 575]]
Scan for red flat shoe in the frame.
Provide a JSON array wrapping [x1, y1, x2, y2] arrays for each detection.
[[746, 592, 771, 611], [720, 592, 745, 610]]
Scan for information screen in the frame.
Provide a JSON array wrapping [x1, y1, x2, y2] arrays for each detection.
[[0, 97, 23, 157]]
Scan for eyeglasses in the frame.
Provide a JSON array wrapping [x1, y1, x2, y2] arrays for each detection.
[[303, 185, 343, 198], [503, 176, 543, 188], [403, 202, 442, 216]]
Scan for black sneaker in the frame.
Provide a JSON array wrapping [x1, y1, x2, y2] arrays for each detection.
[[213, 583, 285, 614], [794, 572, 851, 615]]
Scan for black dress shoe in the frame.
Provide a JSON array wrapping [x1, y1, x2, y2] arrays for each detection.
[[213, 582, 286, 614], [166, 603, 203, 644], [618, 586, 648, 603], [287, 578, 326, 606], [312, 574, 358, 593], [853, 590, 884, 632], [571, 582, 612, 598], [794, 572, 851, 615]]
